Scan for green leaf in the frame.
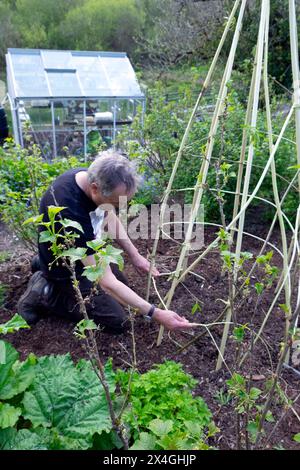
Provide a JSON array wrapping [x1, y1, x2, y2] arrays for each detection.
[[0, 427, 17, 449], [60, 219, 84, 233], [39, 231, 56, 244], [130, 432, 157, 450], [0, 314, 30, 335], [191, 303, 201, 315], [249, 387, 262, 400], [22, 354, 115, 449], [0, 403, 21, 429], [232, 326, 246, 343], [86, 240, 107, 251], [255, 283, 264, 295], [47, 206, 66, 217], [0, 342, 36, 400], [23, 214, 44, 226], [288, 164, 300, 170], [74, 319, 98, 339], [293, 433, 300, 443], [101, 245, 124, 271], [184, 420, 204, 437], [266, 411, 275, 423], [83, 264, 105, 282], [148, 419, 173, 437], [62, 247, 87, 262], [0, 428, 48, 450], [247, 421, 259, 441]]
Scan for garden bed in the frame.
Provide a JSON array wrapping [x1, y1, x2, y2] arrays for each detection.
[[0, 217, 299, 450]]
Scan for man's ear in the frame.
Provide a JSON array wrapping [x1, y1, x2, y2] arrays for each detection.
[[90, 182, 99, 195]]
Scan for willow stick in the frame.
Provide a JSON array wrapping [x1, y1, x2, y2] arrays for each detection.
[[145, 0, 241, 303], [216, 0, 269, 370]]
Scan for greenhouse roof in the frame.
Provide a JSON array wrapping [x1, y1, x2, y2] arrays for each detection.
[[6, 48, 144, 100]]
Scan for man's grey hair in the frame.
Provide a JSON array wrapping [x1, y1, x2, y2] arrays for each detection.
[[87, 150, 140, 197]]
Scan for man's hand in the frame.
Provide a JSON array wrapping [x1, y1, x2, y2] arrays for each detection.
[[152, 308, 195, 331], [130, 252, 160, 277]]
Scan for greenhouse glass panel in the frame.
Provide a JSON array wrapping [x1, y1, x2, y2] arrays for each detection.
[[47, 72, 82, 97], [10, 52, 49, 97], [72, 55, 111, 96], [100, 56, 142, 96], [42, 50, 73, 70]]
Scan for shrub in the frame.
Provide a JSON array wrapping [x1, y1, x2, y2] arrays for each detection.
[[0, 139, 85, 249], [117, 81, 298, 224]]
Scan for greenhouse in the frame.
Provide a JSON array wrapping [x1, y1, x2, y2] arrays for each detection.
[[5, 48, 145, 158]]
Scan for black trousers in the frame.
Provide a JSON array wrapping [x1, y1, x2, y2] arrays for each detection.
[[39, 263, 130, 334]]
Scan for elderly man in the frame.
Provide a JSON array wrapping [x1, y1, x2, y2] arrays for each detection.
[[18, 151, 193, 334]]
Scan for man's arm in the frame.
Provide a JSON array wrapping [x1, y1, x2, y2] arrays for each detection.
[[82, 255, 193, 331], [105, 210, 159, 276]]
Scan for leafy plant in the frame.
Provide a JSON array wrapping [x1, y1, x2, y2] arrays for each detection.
[[0, 340, 121, 450], [0, 314, 30, 335], [0, 139, 85, 248], [117, 360, 216, 449]]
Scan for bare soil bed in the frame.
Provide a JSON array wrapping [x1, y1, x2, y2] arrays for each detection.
[[0, 216, 299, 450]]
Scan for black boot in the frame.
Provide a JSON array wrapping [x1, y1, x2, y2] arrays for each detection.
[[17, 271, 50, 325], [31, 254, 41, 273]]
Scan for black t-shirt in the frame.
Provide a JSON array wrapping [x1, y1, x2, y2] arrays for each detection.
[[38, 168, 97, 280]]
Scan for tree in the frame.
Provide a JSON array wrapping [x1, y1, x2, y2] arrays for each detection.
[[136, 0, 225, 68], [55, 0, 145, 55]]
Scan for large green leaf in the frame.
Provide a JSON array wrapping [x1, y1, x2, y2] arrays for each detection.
[[148, 419, 173, 437], [0, 341, 36, 400], [0, 314, 30, 335], [0, 428, 47, 450], [130, 432, 157, 450], [23, 354, 115, 449], [0, 403, 21, 429]]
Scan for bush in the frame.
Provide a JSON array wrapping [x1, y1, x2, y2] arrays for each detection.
[[0, 139, 86, 249], [117, 81, 298, 224]]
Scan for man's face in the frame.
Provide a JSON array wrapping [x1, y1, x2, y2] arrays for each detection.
[[91, 182, 135, 209]]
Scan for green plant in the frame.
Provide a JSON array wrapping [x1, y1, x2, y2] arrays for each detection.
[[0, 339, 121, 450], [0, 139, 85, 248], [117, 360, 216, 449], [0, 314, 30, 336], [214, 387, 232, 406]]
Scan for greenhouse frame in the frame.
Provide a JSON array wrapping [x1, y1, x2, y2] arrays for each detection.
[[5, 48, 145, 158]]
